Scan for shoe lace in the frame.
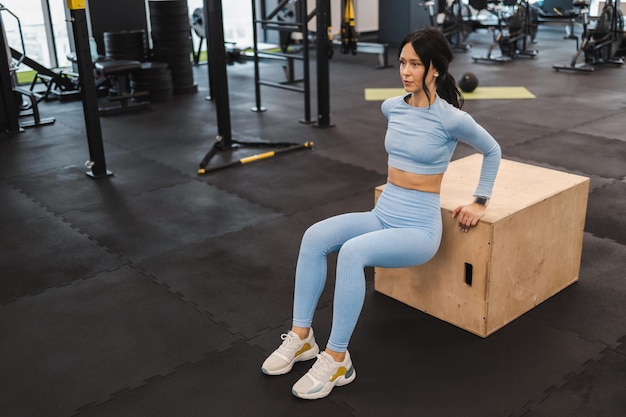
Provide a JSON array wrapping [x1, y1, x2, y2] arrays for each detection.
[[308, 353, 336, 381], [277, 332, 301, 355]]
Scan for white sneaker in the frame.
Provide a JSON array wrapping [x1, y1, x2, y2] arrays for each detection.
[[291, 350, 356, 400], [261, 329, 319, 376]]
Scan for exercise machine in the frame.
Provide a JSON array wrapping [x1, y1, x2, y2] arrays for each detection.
[[422, 0, 473, 51], [10, 48, 80, 103], [0, 3, 55, 129], [531, 0, 586, 43], [0, 3, 20, 137], [472, 0, 539, 62], [553, 0, 624, 72]]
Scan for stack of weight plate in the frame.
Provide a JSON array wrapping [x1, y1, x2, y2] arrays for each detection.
[[130, 62, 173, 102], [148, 0, 197, 94], [103, 30, 148, 61]]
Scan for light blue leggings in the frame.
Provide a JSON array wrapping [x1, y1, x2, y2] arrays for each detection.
[[292, 183, 443, 352]]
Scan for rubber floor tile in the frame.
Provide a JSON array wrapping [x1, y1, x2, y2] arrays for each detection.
[[0, 180, 50, 225], [201, 152, 382, 215], [0, 265, 240, 417], [333, 291, 605, 417], [9, 152, 194, 214], [522, 348, 626, 417], [100, 111, 212, 153], [0, 126, 90, 179], [137, 215, 320, 338], [528, 233, 626, 347], [0, 119, 74, 145], [504, 131, 626, 180], [584, 181, 626, 245], [0, 211, 126, 304], [72, 341, 354, 417], [291, 188, 381, 230], [471, 115, 560, 149], [569, 112, 626, 143], [61, 180, 280, 262], [311, 130, 388, 176], [470, 95, 620, 131]]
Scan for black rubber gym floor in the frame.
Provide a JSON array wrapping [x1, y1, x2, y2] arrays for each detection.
[[1, 26, 625, 417]]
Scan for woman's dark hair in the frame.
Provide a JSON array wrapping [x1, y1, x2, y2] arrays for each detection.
[[398, 27, 464, 109]]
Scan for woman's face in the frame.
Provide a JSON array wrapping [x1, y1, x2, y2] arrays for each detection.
[[399, 43, 438, 96]]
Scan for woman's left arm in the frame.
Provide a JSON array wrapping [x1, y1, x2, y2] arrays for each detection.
[[451, 116, 502, 232]]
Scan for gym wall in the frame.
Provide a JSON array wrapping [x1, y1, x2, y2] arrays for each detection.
[[378, 0, 431, 45]]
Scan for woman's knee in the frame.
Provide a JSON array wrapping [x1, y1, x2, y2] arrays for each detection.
[[300, 221, 335, 257], [336, 238, 369, 269], [302, 221, 327, 245]]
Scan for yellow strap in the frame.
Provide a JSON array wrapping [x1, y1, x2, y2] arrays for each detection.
[[344, 0, 354, 21], [66, 0, 86, 10]]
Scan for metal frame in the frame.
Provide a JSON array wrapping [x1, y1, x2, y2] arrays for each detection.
[[197, 0, 312, 175], [251, 0, 313, 123]]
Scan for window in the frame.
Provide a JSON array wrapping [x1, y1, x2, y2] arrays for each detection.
[[2, 0, 254, 73], [2, 0, 72, 72], [188, 0, 253, 53]]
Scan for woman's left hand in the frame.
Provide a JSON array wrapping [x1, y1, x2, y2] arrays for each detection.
[[452, 203, 486, 233]]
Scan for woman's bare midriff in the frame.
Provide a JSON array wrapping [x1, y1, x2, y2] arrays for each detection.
[[387, 167, 443, 194]]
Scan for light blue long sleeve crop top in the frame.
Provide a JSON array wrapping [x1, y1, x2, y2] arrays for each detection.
[[382, 94, 501, 198]]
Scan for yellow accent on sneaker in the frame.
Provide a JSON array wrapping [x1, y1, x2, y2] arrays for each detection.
[[261, 330, 319, 376], [329, 366, 348, 382], [291, 351, 356, 399], [295, 343, 312, 358]]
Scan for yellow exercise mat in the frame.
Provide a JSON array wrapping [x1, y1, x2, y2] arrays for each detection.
[[364, 86, 535, 101]]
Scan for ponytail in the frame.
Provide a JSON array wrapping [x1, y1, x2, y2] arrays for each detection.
[[436, 73, 464, 109]]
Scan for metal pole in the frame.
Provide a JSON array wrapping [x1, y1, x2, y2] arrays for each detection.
[[315, 0, 332, 127], [204, 0, 232, 149], [251, 0, 266, 112], [66, 0, 111, 178], [300, 0, 312, 124], [40, 0, 58, 68]]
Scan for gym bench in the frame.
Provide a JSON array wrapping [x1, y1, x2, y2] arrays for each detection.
[[95, 60, 150, 116]]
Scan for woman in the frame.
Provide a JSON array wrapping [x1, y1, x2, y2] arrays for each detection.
[[261, 27, 501, 400]]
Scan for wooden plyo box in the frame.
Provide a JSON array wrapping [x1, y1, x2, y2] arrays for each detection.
[[374, 154, 590, 337]]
